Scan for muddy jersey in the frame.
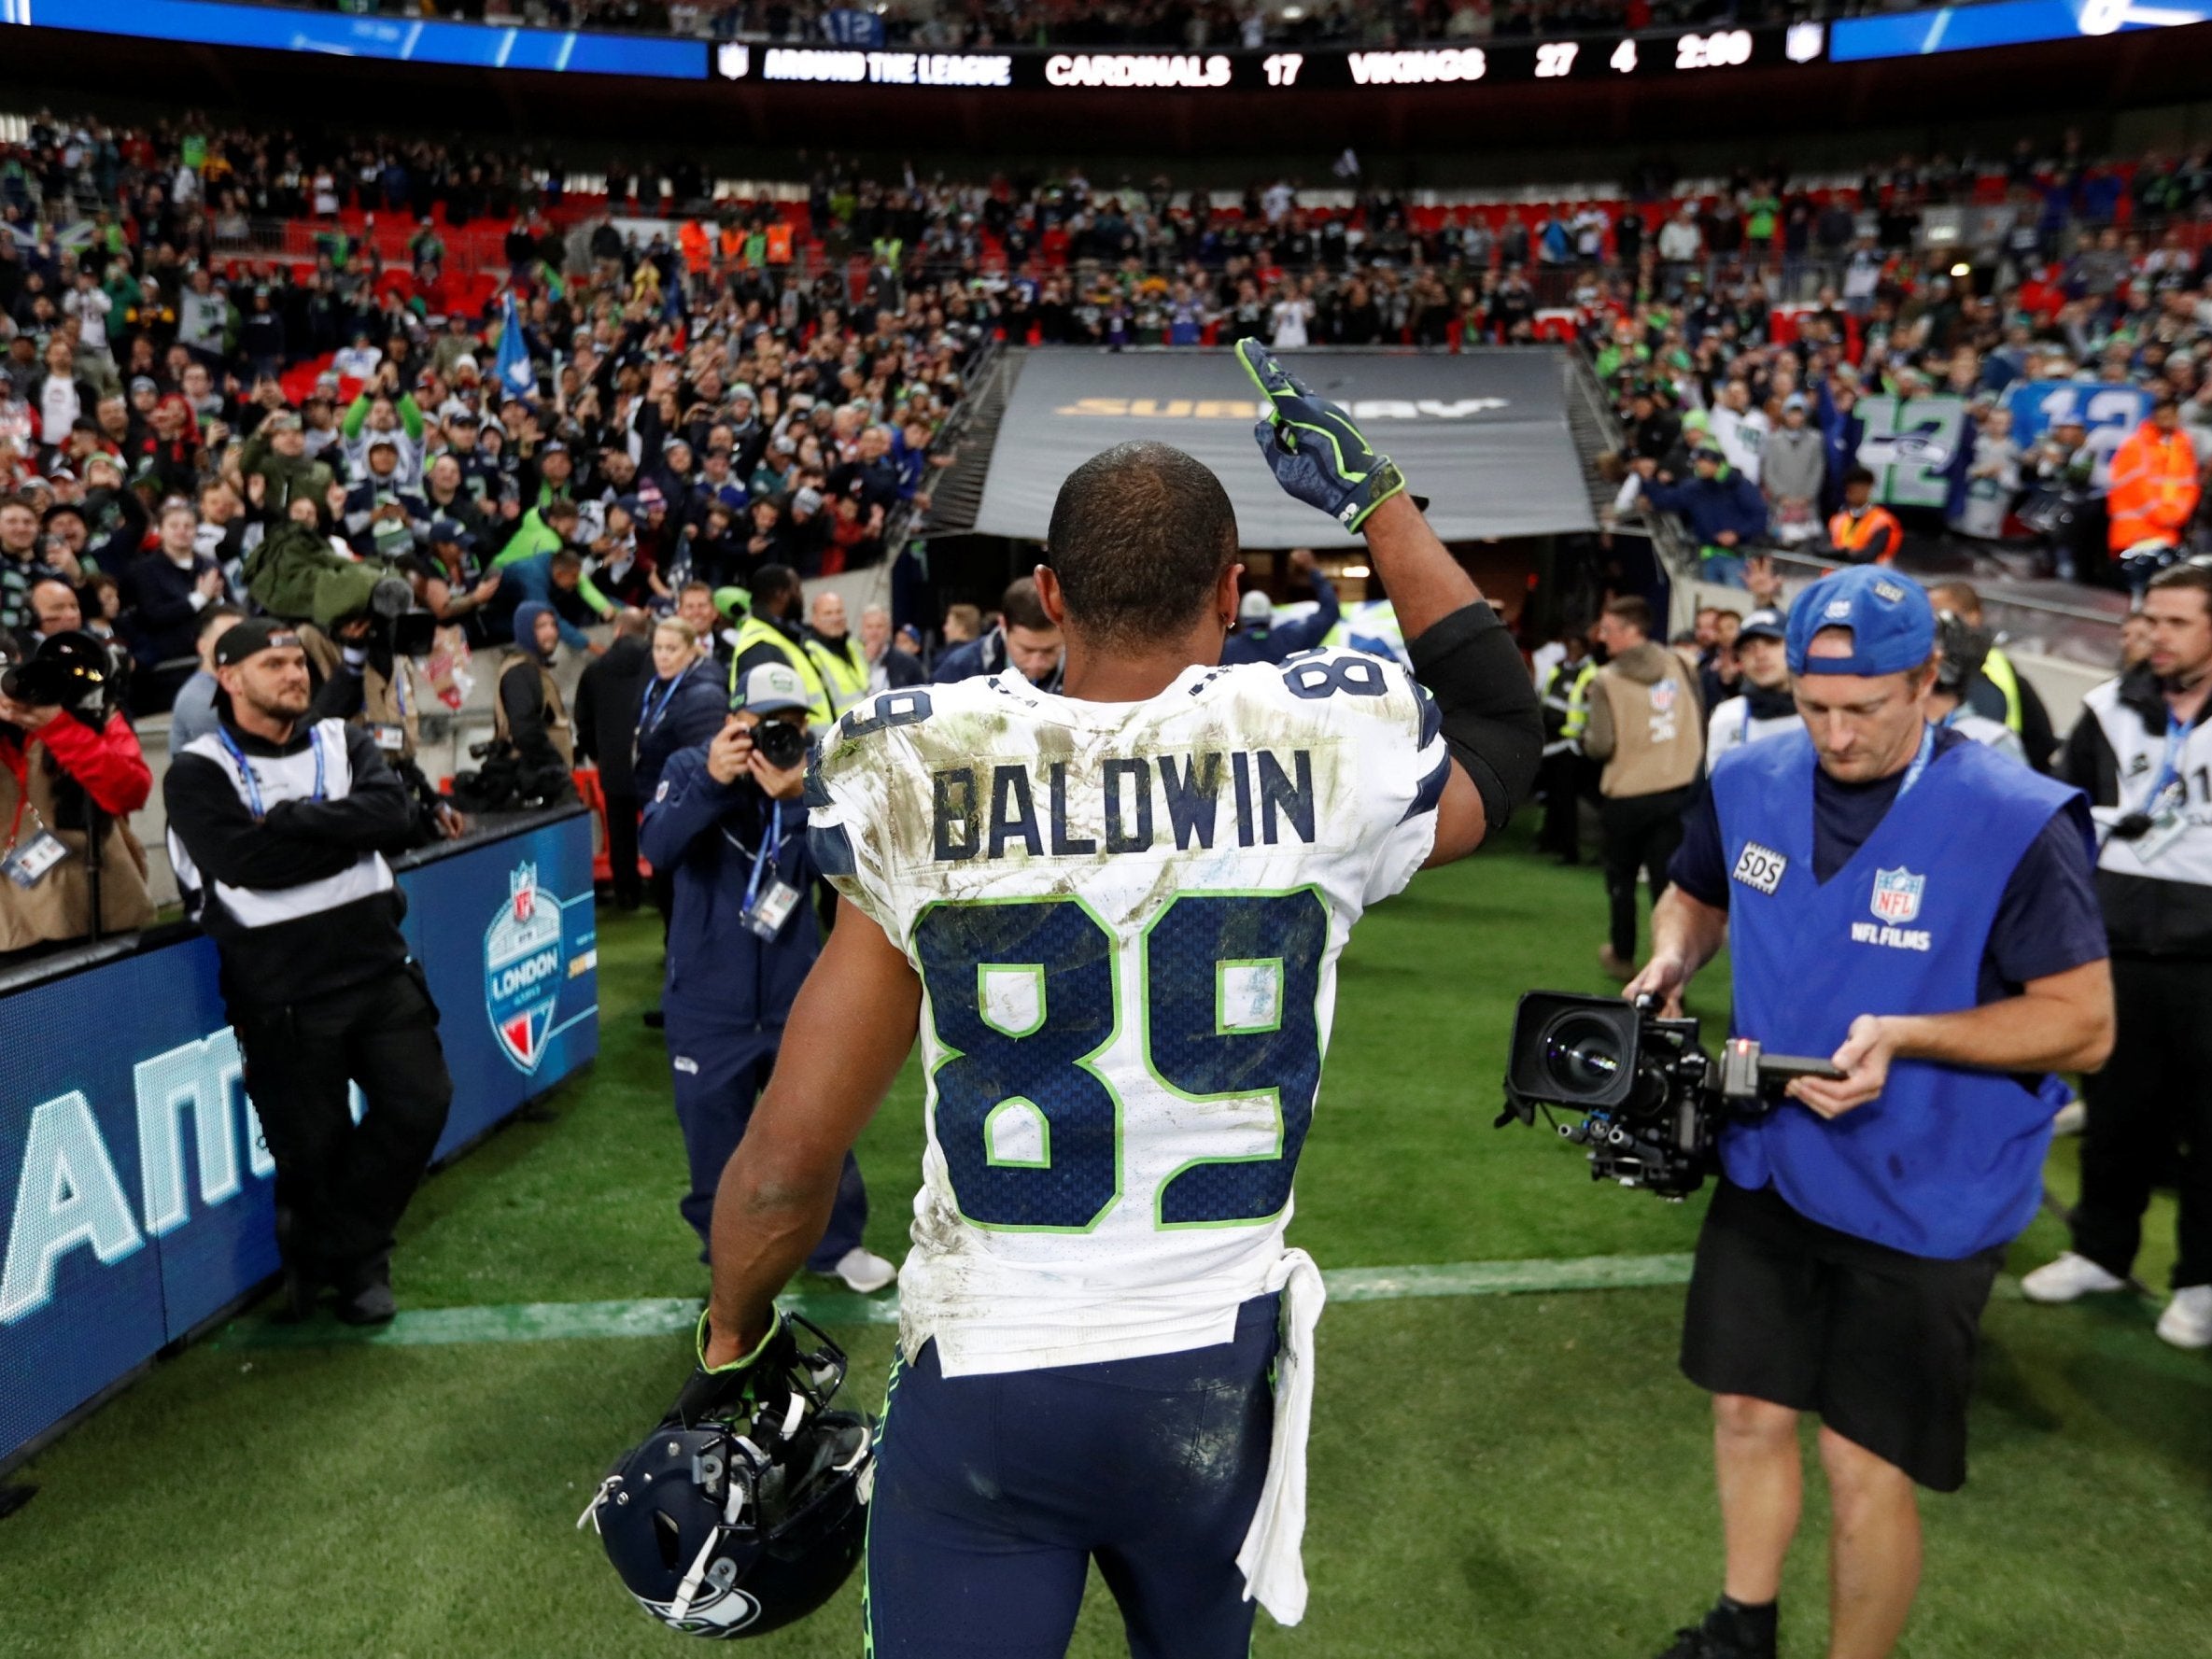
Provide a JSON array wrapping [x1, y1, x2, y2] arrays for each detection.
[[806, 650, 1449, 1375]]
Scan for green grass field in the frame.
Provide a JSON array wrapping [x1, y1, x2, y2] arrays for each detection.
[[3, 826, 2205, 1659]]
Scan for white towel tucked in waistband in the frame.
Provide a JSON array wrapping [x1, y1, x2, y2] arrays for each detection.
[[1234, 1246, 1327, 1626]]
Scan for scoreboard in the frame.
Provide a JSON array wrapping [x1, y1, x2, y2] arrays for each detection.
[[723, 24, 1832, 90]]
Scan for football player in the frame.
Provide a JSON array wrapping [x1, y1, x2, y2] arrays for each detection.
[[675, 341, 1543, 1655]]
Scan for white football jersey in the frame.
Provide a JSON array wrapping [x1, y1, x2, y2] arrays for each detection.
[[807, 650, 1450, 1376]]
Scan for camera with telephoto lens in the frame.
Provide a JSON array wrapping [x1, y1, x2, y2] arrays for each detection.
[[752, 715, 808, 771], [1495, 992, 1843, 1200], [0, 631, 124, 724]]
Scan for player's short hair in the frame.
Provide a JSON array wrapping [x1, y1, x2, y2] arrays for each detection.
[[2148, 563, 2212, 610], [1603, 595, 1654, 638], [1045, 442, 1239, 651]]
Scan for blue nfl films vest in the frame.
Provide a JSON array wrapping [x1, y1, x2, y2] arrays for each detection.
[[1712, 729, 2091, 1258]]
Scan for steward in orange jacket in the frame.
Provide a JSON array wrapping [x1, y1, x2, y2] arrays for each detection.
[[1826, 465, 1905, 564], [2106, 402, 2201, 557], [678, 219, 712, 278]]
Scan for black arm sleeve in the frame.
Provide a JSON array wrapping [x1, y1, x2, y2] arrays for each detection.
[[261, 725, 416, 851], [163, 752, 364, 888], [1404, 601, 1543, 834]]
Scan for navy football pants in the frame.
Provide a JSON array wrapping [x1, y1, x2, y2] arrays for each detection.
[[865, 1294, 1279, 1659], [663, 1007, 866, 1271]]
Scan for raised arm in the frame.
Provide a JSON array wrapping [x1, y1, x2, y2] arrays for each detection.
[[1238, 339, 1541, 863]]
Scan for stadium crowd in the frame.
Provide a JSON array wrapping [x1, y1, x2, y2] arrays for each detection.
[[1, 103, 2206, 964]]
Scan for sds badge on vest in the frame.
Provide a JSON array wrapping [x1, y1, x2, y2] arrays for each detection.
[[1731, 841, 1788, 895]]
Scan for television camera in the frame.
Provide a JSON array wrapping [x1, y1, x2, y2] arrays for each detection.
[[1497, 992, 1842, 1200]]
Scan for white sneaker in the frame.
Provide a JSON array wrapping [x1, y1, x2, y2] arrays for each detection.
[[2050, 1099, 2087, 1137], [2020, 1252, 2127, 1303], [2155, 1285, 2212, 1350], [831, 1247, 898, 1295]]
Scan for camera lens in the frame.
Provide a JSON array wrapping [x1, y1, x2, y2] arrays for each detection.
[[1543, 1014, 1625, 1095], [754, 719, 807, 770]]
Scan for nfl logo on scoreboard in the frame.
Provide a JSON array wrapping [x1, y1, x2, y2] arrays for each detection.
[[1869, 867, 1925, 924], [717, 42, 751, 79]]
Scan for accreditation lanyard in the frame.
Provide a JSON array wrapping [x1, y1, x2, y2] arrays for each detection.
[[218, 726, 323, 821], [740, 802, 789, 912], [635, 663, 694, 738], [1895, 724, 1937, 801], [2146, 712, 2191, 812]]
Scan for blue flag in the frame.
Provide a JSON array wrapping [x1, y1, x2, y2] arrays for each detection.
[[494, 291, 536, 400]]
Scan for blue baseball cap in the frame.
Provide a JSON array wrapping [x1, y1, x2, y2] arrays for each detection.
[[1737, 607, 1786, 643], [1785, 566, 1936, 677]]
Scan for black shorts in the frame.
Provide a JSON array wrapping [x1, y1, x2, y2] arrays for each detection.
[[1680, 1179, 2004, 1492]]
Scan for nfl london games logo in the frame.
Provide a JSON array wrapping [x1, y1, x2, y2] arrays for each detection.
[[485, 863, 566, 1074], [1869, 867, 1925, 924]]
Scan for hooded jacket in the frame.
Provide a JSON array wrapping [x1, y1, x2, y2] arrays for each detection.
[[1583, 640, 1706, 799], [495, 602, 575, 788]]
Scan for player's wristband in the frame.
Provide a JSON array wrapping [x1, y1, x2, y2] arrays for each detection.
[[695, 1307, 782, 1373], [1343, 458, 1410, 532]]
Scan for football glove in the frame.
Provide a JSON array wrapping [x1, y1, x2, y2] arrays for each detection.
[[664, 1309, 800, 1429], [1237, 336, 1410, 532]]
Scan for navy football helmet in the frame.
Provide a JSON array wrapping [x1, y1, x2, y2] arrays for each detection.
[[583, 1315, 874, 1638]]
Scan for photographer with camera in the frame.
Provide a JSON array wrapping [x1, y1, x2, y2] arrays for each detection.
[[0, 627, 154, 953], [163, 620, 453, 1325], [1619, 567, 2113, 1659], [637, 661, 893, 1296], [2021, 563, 2212, 1350]]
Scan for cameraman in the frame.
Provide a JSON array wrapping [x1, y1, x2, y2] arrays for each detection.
[[0, 628, 155, 953], [163, 620, 453, 1325], [638, 662, 893, 1296], [1624, 567, 2113, 1659]]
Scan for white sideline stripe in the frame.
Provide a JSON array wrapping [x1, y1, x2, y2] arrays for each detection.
[[220, 1253, 1700, 1350]]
